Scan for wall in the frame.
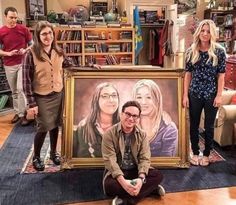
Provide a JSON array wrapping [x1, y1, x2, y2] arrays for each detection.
[[0, 0, 2, 25], [0, 0, 116, 25], [1, 0, 217, 25], [1, 0, 25, 24]]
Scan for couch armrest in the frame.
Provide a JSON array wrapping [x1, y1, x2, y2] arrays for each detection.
[[222, 90, 236, 105], [217, 105, 236, 126]]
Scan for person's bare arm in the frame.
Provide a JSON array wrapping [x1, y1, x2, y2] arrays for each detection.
[[0, 49, 18, 56], [182, 71, 192, 108], [213, 73, 225, 107]]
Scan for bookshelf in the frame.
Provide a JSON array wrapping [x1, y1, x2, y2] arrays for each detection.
[[0, 57, 13, 115], [55, 27, 83, 66], [54, 27, 135, 66], [204, 9, 236, 54]]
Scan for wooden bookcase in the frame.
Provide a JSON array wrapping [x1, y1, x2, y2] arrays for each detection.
[[54, 27, 135, 66], [55, 27, 83, 66]]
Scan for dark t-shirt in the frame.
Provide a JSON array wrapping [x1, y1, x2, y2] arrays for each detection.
[[121, 132, 136, 170]]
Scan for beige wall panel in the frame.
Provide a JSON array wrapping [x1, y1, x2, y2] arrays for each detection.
[[1, 0, 25, 24]]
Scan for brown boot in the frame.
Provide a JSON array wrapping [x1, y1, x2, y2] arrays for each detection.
[[11, 114, 20, 123]]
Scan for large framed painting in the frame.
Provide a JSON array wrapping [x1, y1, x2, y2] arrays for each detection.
[[62, 66, 189, 169]]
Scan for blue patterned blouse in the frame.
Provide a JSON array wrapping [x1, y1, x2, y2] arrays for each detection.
[[185, 48, 226, 100]]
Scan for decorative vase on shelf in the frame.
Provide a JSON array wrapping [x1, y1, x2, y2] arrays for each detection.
[[104, 0, 119, 22], [104, 12, 117, 22]]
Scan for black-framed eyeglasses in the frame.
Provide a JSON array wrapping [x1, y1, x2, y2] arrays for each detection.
[[123, 111, 140, 120], [40, 31, 53, 37], [100, 94, 118, 100]]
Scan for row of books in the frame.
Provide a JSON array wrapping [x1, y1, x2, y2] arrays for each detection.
[[120, 31, 132, 40], [67, 56, 82, 66], [84, 43, 132, 53], [85, 55, 119, 65], [57, 22, 132, 28], [58, 43, 81, 53], [85, 55, 132, 65], [57, 30, 81, 41], [84, 31, 132, 41]]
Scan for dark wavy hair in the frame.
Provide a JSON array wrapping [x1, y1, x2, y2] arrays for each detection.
[[32, 21, 64, 61], [83, 82, 120, 144]]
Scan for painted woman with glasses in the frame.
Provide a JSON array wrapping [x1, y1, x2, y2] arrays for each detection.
[[132, 79, 178, 157], [73, 82, 120, 157]]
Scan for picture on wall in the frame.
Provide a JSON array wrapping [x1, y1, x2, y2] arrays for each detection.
[[25, 0, 47, 19], [62, 68, 188, 169], [175, 0, 197, 15]]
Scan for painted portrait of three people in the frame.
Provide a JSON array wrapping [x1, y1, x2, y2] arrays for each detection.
[[73, 78, 178, 158]]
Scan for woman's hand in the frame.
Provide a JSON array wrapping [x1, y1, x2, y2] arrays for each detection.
[[27, 106, 38, 119], [182, 95, 189, 108], [213, 95, 222, 107]]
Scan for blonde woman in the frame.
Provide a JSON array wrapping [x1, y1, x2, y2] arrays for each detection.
[[132, 79, 178, 157], [183, 19, 226, 166], [73, 82, 120, 157]]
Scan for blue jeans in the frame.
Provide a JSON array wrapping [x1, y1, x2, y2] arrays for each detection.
[[189, 95, 218, 157]]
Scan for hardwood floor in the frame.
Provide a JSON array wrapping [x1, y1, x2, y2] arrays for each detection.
[[0, 114, 236, 205]]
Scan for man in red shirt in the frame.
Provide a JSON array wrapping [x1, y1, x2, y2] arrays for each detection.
[[0, 7, 33, 125]]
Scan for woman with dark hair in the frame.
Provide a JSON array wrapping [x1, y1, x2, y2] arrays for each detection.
[[22, 21, 66, 171], [73, 82, 120, 157]]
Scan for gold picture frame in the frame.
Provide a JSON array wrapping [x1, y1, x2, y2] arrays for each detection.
[[61, 67, 189, 169]]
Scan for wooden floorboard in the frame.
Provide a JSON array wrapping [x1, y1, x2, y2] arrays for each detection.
[[0, 114, 236, 205]]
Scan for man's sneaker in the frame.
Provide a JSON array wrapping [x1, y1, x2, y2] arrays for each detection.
[[112, 196, 124, 205], [157, 184, 166, 196]]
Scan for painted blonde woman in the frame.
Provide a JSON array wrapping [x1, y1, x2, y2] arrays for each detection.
[[183, 19, 226, 166], [132, 79, 178, 157], [73, 82, 120, 157]]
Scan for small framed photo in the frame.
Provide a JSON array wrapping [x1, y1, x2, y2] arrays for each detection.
[[25, 0, 47, 19], [62, 66, 189, 169]]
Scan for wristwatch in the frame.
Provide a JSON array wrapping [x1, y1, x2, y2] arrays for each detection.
[[138, 176, 146, 184]]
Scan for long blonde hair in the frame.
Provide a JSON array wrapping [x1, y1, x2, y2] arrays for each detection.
[[132, 79, 163, 134], [186, 19, 225, 66]]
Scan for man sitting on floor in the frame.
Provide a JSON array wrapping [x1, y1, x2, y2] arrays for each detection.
[[102, 100, 165, 205]]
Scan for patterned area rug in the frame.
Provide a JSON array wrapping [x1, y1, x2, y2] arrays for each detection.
[[21, 135, 224, 174], [191, 136, 225, 163], [21, 134, 61, 174]]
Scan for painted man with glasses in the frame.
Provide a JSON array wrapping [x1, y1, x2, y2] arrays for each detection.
[[73, 82, 120, 157], [102, 101, 165, 205]]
